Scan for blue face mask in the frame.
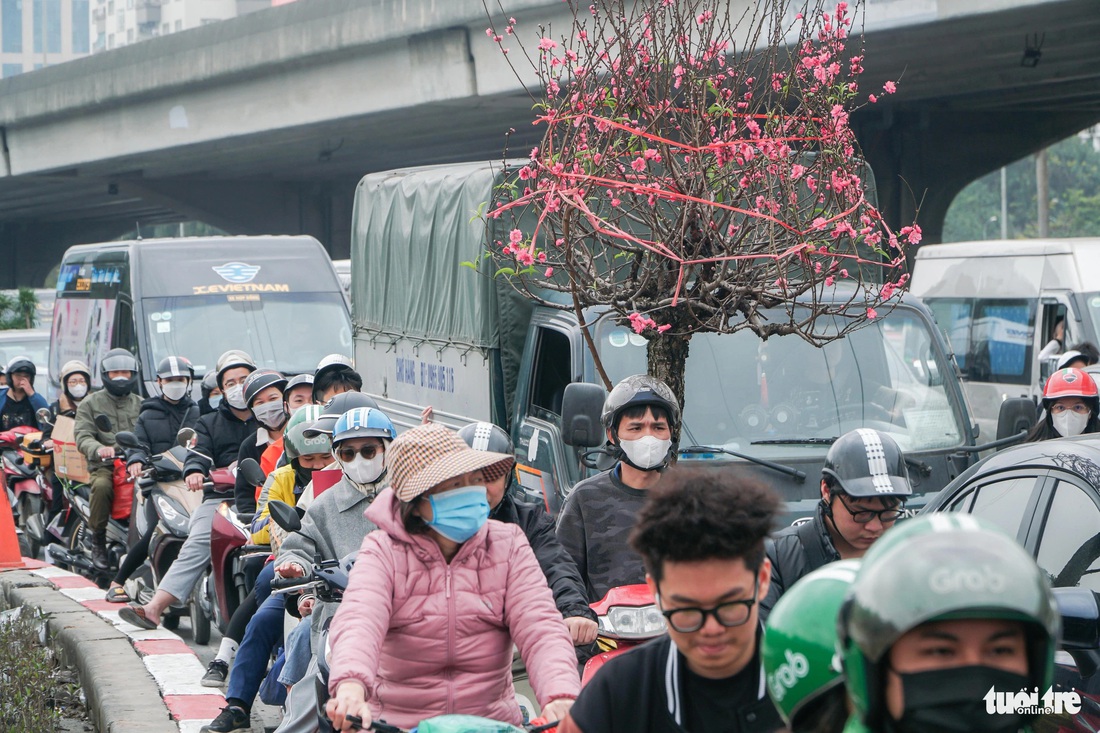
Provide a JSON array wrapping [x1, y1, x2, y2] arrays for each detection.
[[425, 486, 490, 543], [208, 395, 222, 409]]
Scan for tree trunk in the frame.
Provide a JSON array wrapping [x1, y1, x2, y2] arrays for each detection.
[[646, 331, 692, 417]]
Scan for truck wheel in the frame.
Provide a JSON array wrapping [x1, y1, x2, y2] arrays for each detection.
[[190, 591, 211, 645]]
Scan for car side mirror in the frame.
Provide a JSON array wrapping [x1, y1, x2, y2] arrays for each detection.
[[238, 457, 266, 488], [176, 427, 197, 449], [114, 431, 142, 450], [997, 397, 1035, 441], [94, 415, 113, 433], [561, 382, 607, 448], [268, 500, 302, 533]]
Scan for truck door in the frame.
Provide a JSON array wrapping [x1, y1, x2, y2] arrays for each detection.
[[513, 323, 582, 516]]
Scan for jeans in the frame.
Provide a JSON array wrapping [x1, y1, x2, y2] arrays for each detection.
[[226, 592, 285, 711]]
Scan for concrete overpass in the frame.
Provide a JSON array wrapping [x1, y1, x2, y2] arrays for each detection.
[[0, 0, 1098, 286]]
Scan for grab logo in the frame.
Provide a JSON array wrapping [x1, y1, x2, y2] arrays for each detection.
[[767, 649, 810, 702], [928, 565, 1007, 594]]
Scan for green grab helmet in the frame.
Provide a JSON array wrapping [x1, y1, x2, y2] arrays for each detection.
[[283, 405, 330, 462], [763, 559, 861, 728], [838, 514, 1061, 729]]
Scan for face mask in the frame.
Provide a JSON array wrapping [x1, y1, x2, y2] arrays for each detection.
[[619, 435, 672, 470], [889, 665, 1030, 733], [68, 383, 88, 400], [161, 381, 188, 402], [1053, 410, 1089, 438], [208, 395, 222, 409], [225, 384, 247, 410], [337, 453, 385, 486], [293, 464, 314, 490], [105, 375, 134, 396], [252, 400, 288, 430], [424, 485, 491, 543]]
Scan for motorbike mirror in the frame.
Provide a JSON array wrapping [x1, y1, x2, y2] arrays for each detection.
[[114, 431, 142, 450], [36, 408, 52, 424], [268, 500, 302, 533], [1054, 587, 1100, 651], [94, 415, 113, 433], [238, 458, 266, 488], [561, 382, 608, 448], [176, 427, 197, 449]]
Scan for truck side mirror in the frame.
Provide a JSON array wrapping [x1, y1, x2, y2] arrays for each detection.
[[997, 397, 1036, 440], [1039, 356, 1059, 385], [562, 383, 607, 448]]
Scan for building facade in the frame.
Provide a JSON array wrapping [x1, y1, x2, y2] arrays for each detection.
[[91, 0, 284, 52], [0, 0, 92, 77]]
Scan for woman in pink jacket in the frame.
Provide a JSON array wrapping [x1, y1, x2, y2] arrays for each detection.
[[326, 423, 581, 731]]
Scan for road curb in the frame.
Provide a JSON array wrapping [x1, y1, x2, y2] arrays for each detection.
[[1, 560, 225, 733]]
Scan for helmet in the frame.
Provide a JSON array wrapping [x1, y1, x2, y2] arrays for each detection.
[[332, 407, 396, 444], [100, 348, 139, 397], [601, 374, 681, 438], [60, 360, 92, 386], [156, 356, 194, 380], [458, 422, 515, 455], [215, 349, 256, 388], [315, 354, 355, 383], [1057, 350, 1086, 370], [821, 429, 911, 498], [5, 356, 36, 380], [200, 371, 219, 398], [839, 514, 1060, 728], [285, 373, 314, 394], [242, 369, 288, 407], [283, 405, 331, 462], [1043, 367, 1099, 405], [763, 560, 860, 728], [304, 391, 380, 437]]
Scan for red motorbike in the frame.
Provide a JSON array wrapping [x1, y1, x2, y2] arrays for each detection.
[[581, 584, 665, 685]]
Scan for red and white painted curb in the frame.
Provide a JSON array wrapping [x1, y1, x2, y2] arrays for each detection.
[[22, 559, 225, 733]]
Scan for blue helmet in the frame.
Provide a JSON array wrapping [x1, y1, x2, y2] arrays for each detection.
[[331, 407, 396, 444]]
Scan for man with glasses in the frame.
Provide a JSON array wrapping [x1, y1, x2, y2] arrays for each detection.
[[556, 466, 784, 733], [760, 428, 911, 619]]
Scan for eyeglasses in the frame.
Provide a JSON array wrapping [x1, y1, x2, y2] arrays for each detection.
[[335, 444, 383, 462], [657, 578, 759, 633], [1051, 403, 1090, 415], [834, 493, 904, 524]]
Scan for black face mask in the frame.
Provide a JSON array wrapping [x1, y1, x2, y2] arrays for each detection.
[[293, 464, 314, 491], [887, 665, 1032, 733]]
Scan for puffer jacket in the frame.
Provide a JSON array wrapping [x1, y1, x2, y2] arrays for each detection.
[[328, 488, 581, 728], [126, 396, 200, 467]]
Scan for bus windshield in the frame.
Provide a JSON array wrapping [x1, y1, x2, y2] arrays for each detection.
[[142, 292, 352, 376], [594, 306, 966, 457]]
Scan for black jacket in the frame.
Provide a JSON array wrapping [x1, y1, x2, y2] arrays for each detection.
[[184, 401, 257, 501], [493, 493, 596, 622], [760, 503, 840, 620], [126, 396, 200, 467], [233, 430, 276, 515]]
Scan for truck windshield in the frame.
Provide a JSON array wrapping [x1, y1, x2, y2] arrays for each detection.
[[142, 292, 352, 376], [594, 306, 965, 456]]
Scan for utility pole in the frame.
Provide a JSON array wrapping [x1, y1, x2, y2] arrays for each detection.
[[1036, 149, 1049, 238], [1000, 166, 1008, 239]]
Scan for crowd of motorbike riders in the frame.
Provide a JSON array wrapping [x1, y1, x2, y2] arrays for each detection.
[[2, 343, 1099, 733]]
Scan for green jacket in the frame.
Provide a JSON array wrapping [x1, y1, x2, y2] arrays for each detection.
[[74, 388, 143, 471]]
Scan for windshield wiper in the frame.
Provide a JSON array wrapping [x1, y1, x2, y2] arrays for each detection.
[[751, 438, 839, 445], [680, 445, 807, 483]]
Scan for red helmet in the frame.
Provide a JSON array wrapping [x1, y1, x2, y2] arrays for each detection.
[[1043, 368, 1099, 402]]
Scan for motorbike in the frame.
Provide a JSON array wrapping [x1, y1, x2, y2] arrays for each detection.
[[580, 584, 664, 685], [0, 424, 48, 558], [204, 457, 271, 637]]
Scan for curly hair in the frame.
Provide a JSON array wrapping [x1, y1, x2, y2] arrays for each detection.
[[629, 466, 781, 583]]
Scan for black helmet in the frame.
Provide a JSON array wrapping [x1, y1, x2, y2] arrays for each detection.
[[101, 348, 139, 397], [5, 355, 36, 381], [601, 374, 681, 439], [200, 371, 219, 399], [458, 422, 515, 455], [303, 391, 379, 437], [156, 356, 194, 380], [215, 349, 257, 388], [243, 369, 288, 407], [821, 429, 911, 498]]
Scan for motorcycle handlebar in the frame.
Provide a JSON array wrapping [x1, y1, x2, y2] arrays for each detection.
[[269, 576, 313, 592]]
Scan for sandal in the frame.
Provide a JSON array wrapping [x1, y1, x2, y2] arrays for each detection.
[[105, 586, 131, 604], [118, 604, 158, 630]]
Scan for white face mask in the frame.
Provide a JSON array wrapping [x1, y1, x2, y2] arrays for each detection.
[[1053, 410, 1090, 438], [252, 400, 288, 430], [68, 383, 88, 400], [161, 381, 188, 402], [619, 435, 672, 470], [225, 383, 247, 410], [336, 452, 385, 485]]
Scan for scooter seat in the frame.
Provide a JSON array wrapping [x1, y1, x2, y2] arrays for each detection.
[[73, 484, 91, 501]]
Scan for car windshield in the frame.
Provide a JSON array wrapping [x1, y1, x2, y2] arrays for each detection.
[[594, 305, 966, 457], [142, 292, 352, 376]]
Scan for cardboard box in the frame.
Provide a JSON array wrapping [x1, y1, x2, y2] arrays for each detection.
[[51, 415, 91, 483]]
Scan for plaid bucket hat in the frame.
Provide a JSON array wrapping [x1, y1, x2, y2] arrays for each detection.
[[389, 422, 515, 502]]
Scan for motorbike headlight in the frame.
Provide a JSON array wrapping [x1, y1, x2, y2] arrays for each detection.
[[600, 604, 667, 640]]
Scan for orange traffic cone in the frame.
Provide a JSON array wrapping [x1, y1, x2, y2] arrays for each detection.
[[0, 486, 26, 569]]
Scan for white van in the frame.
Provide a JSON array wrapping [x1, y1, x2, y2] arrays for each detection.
[[910, 238, 1100, 440]]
